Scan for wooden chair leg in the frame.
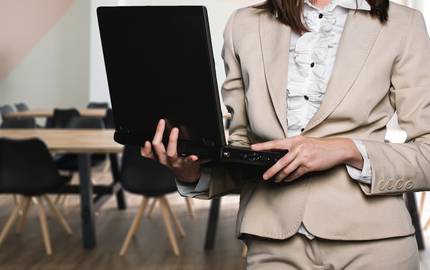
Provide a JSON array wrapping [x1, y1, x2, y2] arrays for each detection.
[[159, 198, 180, 256], [0, 201, 23, 247], [147, 198, 157, 219], [132, 197, 149, 237], [32, 197, 39, 205], [424, 215, 430, 230], [13, 195, 19, 206], [54, 195, 62, 205], [16, 197, 32, 234], [185, 197, 194, 219], [119, 197, 148, 256], [103, 157, 111, 173], [35, 197, 52, 255], [61, 195, 69, 207], [242, 243, 248, 258], [160, 197, 185, 238], [419, 192, 426, 217], [43, 195, 72, 235]]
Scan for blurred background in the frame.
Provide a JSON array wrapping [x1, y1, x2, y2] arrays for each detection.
[[0, 0, 430, 269]]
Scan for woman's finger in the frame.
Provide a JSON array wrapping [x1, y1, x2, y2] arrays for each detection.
[[274, 158, 301, 183], [166, 127, 179, 159], [153, 143, 168, 164], [184, 155, 199, 163], [152, 119, 168, 164], [152, 119, 166, 145], [262, 150, 298, 180], [283, 166, 306, 182], [140, 140, 155, 159], [251, 139, 286, 151]]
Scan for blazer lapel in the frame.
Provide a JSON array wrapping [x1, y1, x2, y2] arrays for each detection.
[[259, 12, 291, 137], [303, 10, 383, 132]]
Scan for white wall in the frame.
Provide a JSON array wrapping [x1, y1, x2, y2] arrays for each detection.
[[0, 0, 91, 109], [89, 0, 261, 103]]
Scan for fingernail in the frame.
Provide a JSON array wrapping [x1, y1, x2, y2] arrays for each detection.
[[262, 174, 268, 180]]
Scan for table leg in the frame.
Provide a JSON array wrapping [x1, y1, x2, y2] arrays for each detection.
[[406, 192, 425, 250], [204, 197, 221, 250], [78, 154, 96, 249], [109, 154, 127, 210]]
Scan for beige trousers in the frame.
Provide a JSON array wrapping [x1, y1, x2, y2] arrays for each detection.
[[245, 234, 419, 270]]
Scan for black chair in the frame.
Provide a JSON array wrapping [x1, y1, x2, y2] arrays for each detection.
[[0, 138, 72, 255], [105, 108, 115, 129], [14, 103, 30, 112], [119, 146, 188, 256], [0, 105, 14, 118], [87, 102, 109, 109], [0, 105, 14, 125], [0, 118, 36, 129], [51, 108, 80, 129], [0, 104, 36, 128], [55, 117, 106, 171]]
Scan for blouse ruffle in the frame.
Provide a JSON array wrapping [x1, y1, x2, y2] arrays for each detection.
[[286, 3, 345, 136]]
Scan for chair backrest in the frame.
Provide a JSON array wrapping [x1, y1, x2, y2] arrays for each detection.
[[0, 105, 14, 120], [67, 117, 104, 129], [87, 102, 109, 109], [0, 118, 36, 129], [14, 103, 30, 112], [0, 138, 66, 195], [120, 146, 177, 196], [105, 108, 115, 129], [52, 108, 80, 128]]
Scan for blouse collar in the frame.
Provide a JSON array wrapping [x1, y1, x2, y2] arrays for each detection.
[[304, 0, 372, 11]]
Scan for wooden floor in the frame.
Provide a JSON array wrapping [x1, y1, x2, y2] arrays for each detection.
[[1, 169, 430, 269], [0, 192, 245, 270]]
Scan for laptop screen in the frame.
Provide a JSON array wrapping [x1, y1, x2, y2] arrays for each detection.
[[97, 6, 225, 147]]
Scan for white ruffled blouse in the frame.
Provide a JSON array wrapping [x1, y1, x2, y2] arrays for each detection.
[[287, 0, 368, 136]]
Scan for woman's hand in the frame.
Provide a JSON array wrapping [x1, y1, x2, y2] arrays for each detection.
[[251, 136, 363, 183], [141, 119, 202, 183]]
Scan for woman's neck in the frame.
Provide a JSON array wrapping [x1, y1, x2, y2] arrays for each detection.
[[311, 0, 332, 9]]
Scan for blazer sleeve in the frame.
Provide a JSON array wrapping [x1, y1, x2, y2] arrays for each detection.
[[193, 10, 249, 199], [359, 10, 430, 196]]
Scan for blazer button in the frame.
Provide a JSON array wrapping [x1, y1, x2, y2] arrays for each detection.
[[396, 180, 405, 190], [405, 180, 414, 190], [386, 180, 395, 190], [378, 180, 386, 191]]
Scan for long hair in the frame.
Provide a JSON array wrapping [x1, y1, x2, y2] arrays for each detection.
[[255, 0, 389, 34]]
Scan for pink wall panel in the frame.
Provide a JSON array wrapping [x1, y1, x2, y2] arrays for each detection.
[[0, 0, 75, 80]]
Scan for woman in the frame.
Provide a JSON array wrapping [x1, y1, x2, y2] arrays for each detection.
[[142, 0, 430, 268]]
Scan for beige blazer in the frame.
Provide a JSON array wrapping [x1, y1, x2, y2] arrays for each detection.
[[197, 2, 430, 241]]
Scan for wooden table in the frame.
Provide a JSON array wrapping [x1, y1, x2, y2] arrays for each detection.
[[4, 109, 107, 119], [0, 129, 126, 249]]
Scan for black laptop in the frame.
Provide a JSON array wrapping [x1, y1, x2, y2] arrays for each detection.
[[97, 6, 287, 166]]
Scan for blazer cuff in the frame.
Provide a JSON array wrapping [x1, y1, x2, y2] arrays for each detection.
[[175, 167, 211, 197], [346, 139, 373, 185]]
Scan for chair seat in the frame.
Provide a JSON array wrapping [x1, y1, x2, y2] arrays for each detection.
[[0, 175, 71, 196], [121, 163, 178, 196], [122, 183, 178, 197], [120, 148, 178, 197]]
